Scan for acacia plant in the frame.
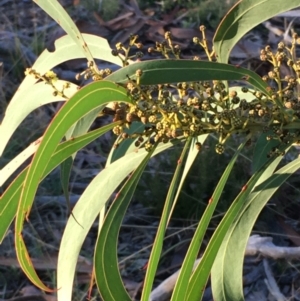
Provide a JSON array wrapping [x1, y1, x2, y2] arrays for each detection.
[[1, 0, 300, 300]]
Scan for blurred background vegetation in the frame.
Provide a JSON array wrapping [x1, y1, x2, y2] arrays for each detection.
[[83, 0, 238, 27], [1, 0, 298, 249], [1, 0, 300, 299]]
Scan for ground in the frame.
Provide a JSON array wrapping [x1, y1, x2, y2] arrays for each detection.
[[1, 1, 300, 300]]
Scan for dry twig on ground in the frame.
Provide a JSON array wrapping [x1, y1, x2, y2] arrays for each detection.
[[150, 235, 300, 301]]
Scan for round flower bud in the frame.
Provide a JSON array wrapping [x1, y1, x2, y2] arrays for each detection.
[[215, 143, 225, 154], [195, 142, 202, 151], [164, 31, 172, 39], [193, 37, 200, 44], [111, 49, 119, 56], [229, 90, 237, 98]]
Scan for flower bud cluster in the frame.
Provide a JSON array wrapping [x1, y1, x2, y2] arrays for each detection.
[[108, 77, 268, 153], [107, 28, 300, 154], [25, 68, 69, 98], [111, 34, 144, 66], [26, 27, 300, 156], [148, 31, 181, 59], [75, 61, 112, 82]]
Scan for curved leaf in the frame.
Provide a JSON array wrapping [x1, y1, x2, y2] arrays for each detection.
[[213, 0, 300, 63], [10, 34, 122, 107], [0, 123, 117, 244], [32, 0, 95, 63], [141, 138, 192, 301], [186, 145, 278, 301], [0, 81, 78, 159], [1, 33, 125, 156], [168, 134, 209, 222], [94, 146, 155, 301], [171, 135, 250, 301], [211, 146, 294, 301], [60, 106, 108, 219], [15, 81, 132, 291], [57, 141, 176, 301], [106, 60, 269, 94]]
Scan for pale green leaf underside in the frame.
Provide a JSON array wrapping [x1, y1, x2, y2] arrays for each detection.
[[0, 123, 116, 244], [58, 142, 176, 301], [0, 81, 77, 162], [15, 81, 132, 291], [1, 33, 124, 156], [33, 0, 95, 63], [171, 136, 250, 301], [211, 146, 297, 301], [214, 0, 300, 63]]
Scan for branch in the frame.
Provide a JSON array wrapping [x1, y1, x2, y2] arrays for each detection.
[[150, 235, 300, 301]]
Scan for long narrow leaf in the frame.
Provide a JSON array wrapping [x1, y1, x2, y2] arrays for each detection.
[[186, 145, 279, 301], [60, 105, 112, 218], [15, 81, 132, 291], [0, 81, 77, 157], [1, 33, 125, 156], [94, 145, 155, 301], [57, 141, 177, 301], [141, 138, 192, 301], [211, 146, 295, 301], [0, 123, 117, 244], [171, 135, 250, 301], [32, 1, 95, 63], [106, 60, 269, 94], [213, 0, 300, 63], [168, 135, 209, 223]]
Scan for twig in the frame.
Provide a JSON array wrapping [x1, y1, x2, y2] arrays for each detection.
[[149, 235, 300, 301], [263, 258, 287, 301], [246, 234, 300, 260]]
